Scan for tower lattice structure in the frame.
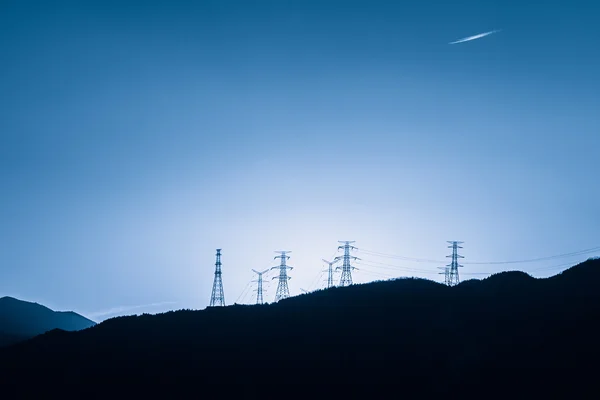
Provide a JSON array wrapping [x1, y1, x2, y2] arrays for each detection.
[[252, 268, 269, 305], [335, 241, 359, 287], [271, 251, 293, 302], [209, 249, 225, 307], [322, 258, 339, 289], [443, 241, 464, 287]]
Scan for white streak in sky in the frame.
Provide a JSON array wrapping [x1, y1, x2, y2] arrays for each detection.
[[449, 29, 501, 44], [88, 301, 178, 319]]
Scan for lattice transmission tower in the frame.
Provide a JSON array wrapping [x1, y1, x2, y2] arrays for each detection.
[[271, 251, 293, 302], [442, 241, 464, 286], [209, 249, 225, 307], [322, 258, 339, 289], [252, 268, 269, 305], [335, 241, 360, 287]]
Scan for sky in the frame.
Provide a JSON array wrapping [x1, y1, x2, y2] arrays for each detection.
[[1, 0, 599, 321]]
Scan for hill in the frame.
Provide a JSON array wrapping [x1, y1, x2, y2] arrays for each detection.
[[1, 259, 599, 395], [0, 331, 27, 348], [0, 297, 96, 347]]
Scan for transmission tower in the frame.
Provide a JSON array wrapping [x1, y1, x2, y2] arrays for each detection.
[[252, 268, 269, 305], [209, 249, 225, 307], [271, 251, 293, 302], [443, 241, 464, 286], [335, 241, 360, 287], [322, 258, 339, 289], [300, 288, 308, 294]]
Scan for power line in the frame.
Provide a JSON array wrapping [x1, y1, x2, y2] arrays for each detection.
[[358, 258, 588, 282], [528, 261, 577, 273], [355, 259, 440, 274], [342, 249, 587, 286], [355, 267, 396, 279], [356, 245, 600, 266], [462, 246, 600, 265], [235, 280, 252, 304], [307, 270, 325, 291], [214, 244, 596, 307], [300, 249, 340, 293], [357, 249, 443, 263], [359, 254, 590, 274]]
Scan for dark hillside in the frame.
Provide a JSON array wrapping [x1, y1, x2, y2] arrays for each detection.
[[0, 297, 96, 347], [0, 332, 26, 348], [1, 259, 599, 395]]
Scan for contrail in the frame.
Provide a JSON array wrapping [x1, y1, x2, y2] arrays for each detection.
[[449, 29, 501, 44]]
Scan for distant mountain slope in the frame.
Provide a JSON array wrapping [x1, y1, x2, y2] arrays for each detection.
[[1, 259, 599, 395], [0, 297, 96, 347]]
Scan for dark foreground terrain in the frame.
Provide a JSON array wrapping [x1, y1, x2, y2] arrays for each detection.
[[1, 259, 599, 395], [0, 297, 96, 347]]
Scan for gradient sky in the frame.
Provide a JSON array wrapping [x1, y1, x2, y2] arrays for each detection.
[[1, 0, 599, 321]]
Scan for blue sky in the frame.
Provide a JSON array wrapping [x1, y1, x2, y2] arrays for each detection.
[[1, 0, 599, 320]]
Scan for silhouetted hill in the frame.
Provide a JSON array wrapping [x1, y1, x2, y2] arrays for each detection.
[[545, 257, 600, 294], [0, 297, 96, 347], [0, 332, 26, 348], [456, 270, 536, 295], [1, 259, 600, 396]]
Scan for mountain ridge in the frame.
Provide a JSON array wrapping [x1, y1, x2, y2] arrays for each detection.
[[0, 296, 96, 347], [1, 258, 599, 394]]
